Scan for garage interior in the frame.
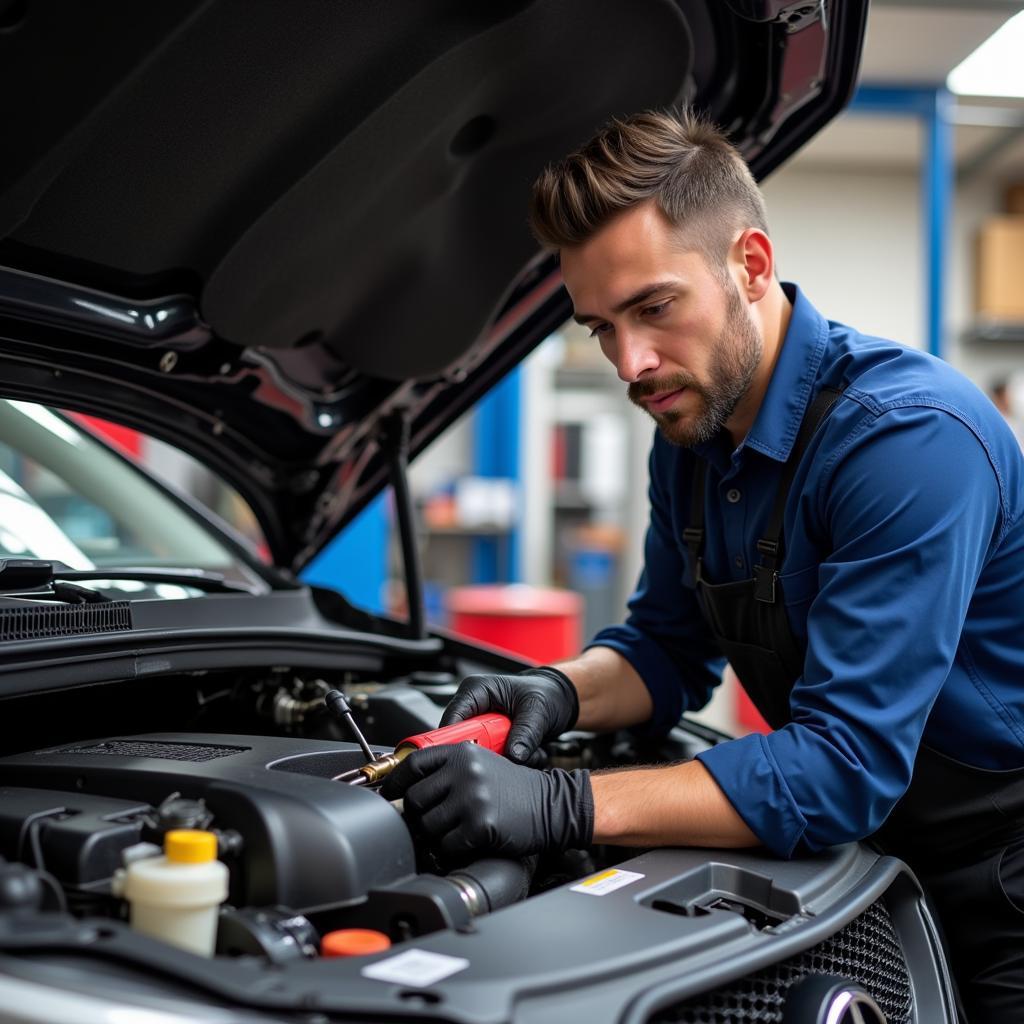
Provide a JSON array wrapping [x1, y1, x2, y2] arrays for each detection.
[[0, 3, 1020, 1019]]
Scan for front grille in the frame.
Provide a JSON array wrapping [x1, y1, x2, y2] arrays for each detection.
[[0, 601, 132, 640], [54, 740, 249, 761], [649, 898, 912, 1024]]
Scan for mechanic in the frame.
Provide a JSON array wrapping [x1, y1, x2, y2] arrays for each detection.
[[382, 109, 1024, 1021]]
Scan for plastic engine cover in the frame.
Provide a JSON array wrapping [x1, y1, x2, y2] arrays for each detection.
[[0, 733, 416, 911]]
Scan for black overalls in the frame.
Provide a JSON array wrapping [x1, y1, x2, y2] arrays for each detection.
[[684, 388, 1024, 1023]]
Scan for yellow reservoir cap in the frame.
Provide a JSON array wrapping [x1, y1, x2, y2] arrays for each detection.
[[164, 829, 218, 863]]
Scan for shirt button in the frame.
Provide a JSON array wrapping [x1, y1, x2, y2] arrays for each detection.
[[726, 488, 741, 503], [733, 556, 744, 569]]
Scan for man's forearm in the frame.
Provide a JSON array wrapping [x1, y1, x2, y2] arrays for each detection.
[[550, 650, 757, 849], [553, 646, 654, 733], [590, 758, 759, 848]]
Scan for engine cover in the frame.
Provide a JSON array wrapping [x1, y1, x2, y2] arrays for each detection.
[[0, 733, 415, 911]]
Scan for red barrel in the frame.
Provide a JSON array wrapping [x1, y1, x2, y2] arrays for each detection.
[[447, 585, 582, 664]]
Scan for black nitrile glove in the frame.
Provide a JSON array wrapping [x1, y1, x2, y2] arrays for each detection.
[[380, 743, 593, 860], [439, 667, 579, 764]]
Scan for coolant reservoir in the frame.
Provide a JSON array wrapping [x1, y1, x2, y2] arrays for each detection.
[[121, 829, 228, 956]]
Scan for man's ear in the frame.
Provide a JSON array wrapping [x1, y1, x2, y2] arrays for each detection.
[[730, 228, 774, 302]]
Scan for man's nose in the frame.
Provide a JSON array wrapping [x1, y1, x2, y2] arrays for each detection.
[[610, 328, 660, 383]]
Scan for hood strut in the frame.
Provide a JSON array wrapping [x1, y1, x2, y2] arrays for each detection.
[[382, 411, 425, 641]]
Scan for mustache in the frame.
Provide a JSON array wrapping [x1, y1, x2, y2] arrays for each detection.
[[628, 372, 702, 404]]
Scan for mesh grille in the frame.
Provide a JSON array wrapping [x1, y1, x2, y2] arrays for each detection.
[[649, 899, 912, 1024], [55, 740, 249, 761], [0, 601, 132, 640]]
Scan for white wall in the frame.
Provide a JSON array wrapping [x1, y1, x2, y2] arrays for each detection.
[[409, 408, 475, 496], [761, 163, 925, 350], [762, 151, 1023, 405]]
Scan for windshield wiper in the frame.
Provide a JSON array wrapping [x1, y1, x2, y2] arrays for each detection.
[[0, 559, 257, 596]]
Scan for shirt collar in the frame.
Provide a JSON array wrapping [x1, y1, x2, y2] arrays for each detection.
[[740, 282, 829, 464]]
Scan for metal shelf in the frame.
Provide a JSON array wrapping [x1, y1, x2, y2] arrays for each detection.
[[966, 322, 1024, 344], [420, 523, 510, 536]]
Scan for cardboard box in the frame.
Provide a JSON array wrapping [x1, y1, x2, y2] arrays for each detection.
[[976, 216, 1024, 322], [1007, 181, 1024, 216]]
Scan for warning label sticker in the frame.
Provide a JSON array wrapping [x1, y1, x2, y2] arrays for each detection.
[[570, 868, 645, 896], [361, 949, 470, 987]]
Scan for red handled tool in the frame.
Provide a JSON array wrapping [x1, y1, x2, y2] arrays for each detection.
[[324, 689, 511, 786]]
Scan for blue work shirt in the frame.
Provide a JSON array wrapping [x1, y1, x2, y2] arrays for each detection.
[[590, 284, 1024, 858]]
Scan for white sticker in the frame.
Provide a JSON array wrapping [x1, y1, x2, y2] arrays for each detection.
[[570, 868, 646, 896], [360, 948, 470, 987]]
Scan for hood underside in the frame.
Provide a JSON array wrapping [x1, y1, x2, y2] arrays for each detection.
[[0, 0, 867, 569]]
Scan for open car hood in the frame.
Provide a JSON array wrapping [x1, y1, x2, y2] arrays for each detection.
[[0, 0, 866, 570]]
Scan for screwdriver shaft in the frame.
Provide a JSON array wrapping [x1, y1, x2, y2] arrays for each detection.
[[324, 689, 376, 762]]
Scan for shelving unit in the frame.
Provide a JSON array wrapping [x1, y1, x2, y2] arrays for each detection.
[[401, 322, 650, 638], [965, 323, 1024, 344]]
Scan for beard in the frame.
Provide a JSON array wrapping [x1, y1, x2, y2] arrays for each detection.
[[627, 282, 762, 448]]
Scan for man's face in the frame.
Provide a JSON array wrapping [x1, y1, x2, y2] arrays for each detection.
[[561, 202, 762, 447]]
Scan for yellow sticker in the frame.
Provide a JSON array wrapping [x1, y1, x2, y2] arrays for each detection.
[[570, 868, 645, 896]]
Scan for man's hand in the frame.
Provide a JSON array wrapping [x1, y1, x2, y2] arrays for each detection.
[[439, 668, 579, 764], [380, 743, 593, 859]]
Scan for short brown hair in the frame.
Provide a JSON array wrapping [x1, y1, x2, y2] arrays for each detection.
[[528, 108, 768, 266]]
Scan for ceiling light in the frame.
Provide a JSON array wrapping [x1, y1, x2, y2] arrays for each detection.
[[948, 11, 1024, 98]]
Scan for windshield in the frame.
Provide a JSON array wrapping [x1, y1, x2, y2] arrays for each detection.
[[0, 401, 265, 594]]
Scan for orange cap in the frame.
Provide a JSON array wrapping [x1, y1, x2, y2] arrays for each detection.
[[320, 928, 392, 957]]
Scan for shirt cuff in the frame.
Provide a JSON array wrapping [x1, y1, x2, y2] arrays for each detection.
[[585, 626, 687, 736], [696, 733, 809, 858]]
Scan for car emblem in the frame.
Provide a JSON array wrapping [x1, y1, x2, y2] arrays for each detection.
[[823, 988, 887, 1024], [784, 977, 889, 1024]]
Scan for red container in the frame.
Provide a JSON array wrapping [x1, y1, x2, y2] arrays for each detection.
[[447, 585, 582, 664], [736, 687, 771, 735]]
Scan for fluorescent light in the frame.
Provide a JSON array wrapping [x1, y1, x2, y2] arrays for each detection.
[[948, 11, 1024, 98]]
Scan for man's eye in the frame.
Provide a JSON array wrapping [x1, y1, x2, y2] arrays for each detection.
[[643, 301, 669, 317], [588, 323, 612, 338]]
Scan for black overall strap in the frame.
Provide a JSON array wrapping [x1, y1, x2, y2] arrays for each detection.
[[683, 453, 707, 587], [752, 387, 842, 602], [684, 387, 842, 596]]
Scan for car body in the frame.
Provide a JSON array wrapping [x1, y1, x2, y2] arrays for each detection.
[[0, 2, 960, 1022]]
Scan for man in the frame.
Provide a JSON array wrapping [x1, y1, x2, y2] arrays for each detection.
[[382, 109, 1024, 1020]]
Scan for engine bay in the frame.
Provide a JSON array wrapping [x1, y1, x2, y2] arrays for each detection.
[[0, 666, 715, 969]]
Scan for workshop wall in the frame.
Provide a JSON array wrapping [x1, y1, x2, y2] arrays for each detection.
[[762, 166, 925, 351]]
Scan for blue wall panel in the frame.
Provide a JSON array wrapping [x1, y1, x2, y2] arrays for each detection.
[[472, 367, 522, 583], [301, 493, 389, 613], [850, 84, 953, 359]]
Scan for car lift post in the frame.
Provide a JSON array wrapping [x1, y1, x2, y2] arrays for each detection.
[[850, 83, 954, 360]]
